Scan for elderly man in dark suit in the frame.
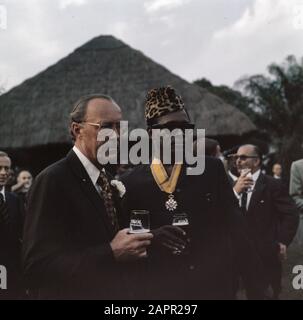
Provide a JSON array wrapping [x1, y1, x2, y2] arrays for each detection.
[[233, 144, 299, 299], [121, 87, 265, 300], [0, 151, 24, 300], [22, 94, 153, 300]]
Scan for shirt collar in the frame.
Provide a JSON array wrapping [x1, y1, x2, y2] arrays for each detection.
[[73, 146, 100, 186], [252, 169, 261, 183]]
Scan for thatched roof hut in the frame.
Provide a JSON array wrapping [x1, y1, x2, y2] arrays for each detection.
[[0, 35, 256, 173]]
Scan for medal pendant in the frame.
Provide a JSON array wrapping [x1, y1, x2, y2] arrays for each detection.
[[165, 194, 178, 212]]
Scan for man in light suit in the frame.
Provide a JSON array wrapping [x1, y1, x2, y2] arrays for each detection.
[[290, 159, 303, 211], [22, 94, 153, 299], [290, 159, 303, 244]]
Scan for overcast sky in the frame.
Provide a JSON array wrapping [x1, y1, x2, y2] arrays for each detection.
[[0, 0, 303, 91]]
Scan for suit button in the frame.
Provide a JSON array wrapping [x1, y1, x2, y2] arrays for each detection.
[[189, 265, 195, 271], [176, 188, 181, 193]]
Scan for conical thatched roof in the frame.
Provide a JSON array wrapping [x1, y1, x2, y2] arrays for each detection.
[[0, 35, 256, 149]]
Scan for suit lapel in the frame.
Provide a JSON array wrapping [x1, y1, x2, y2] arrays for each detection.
[[66, 150, 115, 238], [5, 192, 17, 219], [4, 191, 11, 208], [247, 173, 266, 214]]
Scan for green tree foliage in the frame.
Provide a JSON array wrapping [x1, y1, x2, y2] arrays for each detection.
[[194, 55, 303, 177], [237, 55, 303, 177]]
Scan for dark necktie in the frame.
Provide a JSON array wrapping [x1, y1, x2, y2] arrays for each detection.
[[240, 191, 248, 214], [97, 171, 119, 232], [0, 192, 9, 225]]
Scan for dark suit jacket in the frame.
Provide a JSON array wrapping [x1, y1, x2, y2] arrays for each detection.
[[243, 173, 299, 292], [22, 150, 126, 300], [121, 157, 265, 300], [227, 173, 237, 188], [0, 191, 23, 299]]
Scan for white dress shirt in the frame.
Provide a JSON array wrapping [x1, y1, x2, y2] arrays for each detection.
[[73, 146, 102, 192], [0, 186, 5, 201], [234, 169, 261, 210]]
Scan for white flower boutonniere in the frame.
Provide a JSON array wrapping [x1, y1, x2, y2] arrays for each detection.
[[111, 180, 126, 198]]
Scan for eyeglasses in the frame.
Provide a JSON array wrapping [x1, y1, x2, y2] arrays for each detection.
[[234, 155, 259, 161], [81, 121, 120, 131], [150, 122, 195, 131]]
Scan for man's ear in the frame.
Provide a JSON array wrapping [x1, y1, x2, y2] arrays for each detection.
[[71, 122, 82, 140]]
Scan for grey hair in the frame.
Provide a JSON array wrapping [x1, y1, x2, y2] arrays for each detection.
[[0, 151, 9, 158]]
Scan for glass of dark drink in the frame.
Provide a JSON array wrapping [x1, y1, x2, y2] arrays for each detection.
[[172, 212, 189, 231], [172, 212, 190, 255]]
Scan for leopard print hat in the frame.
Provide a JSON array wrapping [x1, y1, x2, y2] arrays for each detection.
[[145, 86, 185, 125]]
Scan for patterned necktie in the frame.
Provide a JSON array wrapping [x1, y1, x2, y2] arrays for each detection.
[[97, 171, 119, 232], [240, 191, 248, 214], [0, 192, 9, 225]]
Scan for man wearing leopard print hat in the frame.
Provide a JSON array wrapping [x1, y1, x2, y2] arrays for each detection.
[[121, 86, 266, 300]]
